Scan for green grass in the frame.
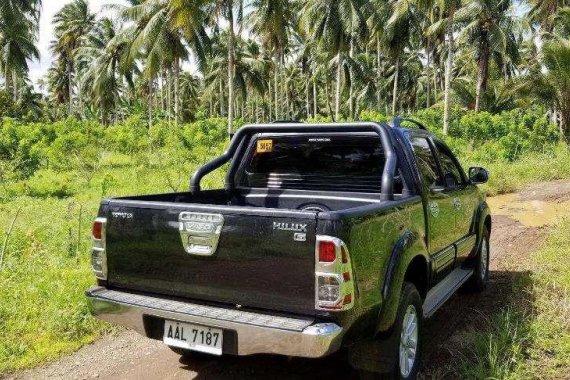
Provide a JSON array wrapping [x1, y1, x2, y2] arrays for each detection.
[[454, 219, 570, 379], [466, 144, 570, 196]]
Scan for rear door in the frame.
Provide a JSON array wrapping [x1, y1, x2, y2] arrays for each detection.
[[104, 202, 318, 315], [409, 136, 458, 281]]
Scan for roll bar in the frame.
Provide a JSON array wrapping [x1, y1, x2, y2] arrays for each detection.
[[190, 122, 398, 201], [390, 117, 428, 131]]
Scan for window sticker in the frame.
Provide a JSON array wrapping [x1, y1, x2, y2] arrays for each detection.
[[257, 139, 273, 153]]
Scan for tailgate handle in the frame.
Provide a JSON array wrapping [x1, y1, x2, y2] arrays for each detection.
[[178, 212, 224, 256]]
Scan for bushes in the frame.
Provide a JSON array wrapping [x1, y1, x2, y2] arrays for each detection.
[[0, 115, 233, 191], [358, 106, 560, 162], [104, 115, 149, 154], [0, 108, 563, 198]]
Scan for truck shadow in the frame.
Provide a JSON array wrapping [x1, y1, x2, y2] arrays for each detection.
[[420, 268, 535, 378], [174, 268, 533, 380]]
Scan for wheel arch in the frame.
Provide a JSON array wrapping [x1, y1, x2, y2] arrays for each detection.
[[472, 201, 491, 257], [376, 231, 429, 333]]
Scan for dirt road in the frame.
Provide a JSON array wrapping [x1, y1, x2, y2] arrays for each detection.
[[8, 180, 570, 380]]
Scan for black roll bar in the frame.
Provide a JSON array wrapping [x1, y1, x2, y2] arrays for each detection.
[[190, 122, 398, 201], [390, 117, 428, 131]]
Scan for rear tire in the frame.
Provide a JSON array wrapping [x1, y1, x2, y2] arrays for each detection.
[[464, 228, 490, 292], [358, 282, 423, 380]]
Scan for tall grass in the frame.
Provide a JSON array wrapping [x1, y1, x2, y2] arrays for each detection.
[[455, 219, 570, 379], [474, 145, 570, 196]]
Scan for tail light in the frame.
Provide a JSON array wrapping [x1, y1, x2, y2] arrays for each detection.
[[315, 236, 355, 311], [91, 217, 107, 280]]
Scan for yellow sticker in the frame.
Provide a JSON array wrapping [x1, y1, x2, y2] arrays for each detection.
[[257, 139, 273, 153]]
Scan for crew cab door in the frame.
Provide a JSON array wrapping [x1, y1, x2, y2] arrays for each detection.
[[409, 136, 459, 282], [432, 139, 478, 265]]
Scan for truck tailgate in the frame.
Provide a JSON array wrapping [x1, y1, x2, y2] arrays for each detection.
[[103, 201, 318, 315]]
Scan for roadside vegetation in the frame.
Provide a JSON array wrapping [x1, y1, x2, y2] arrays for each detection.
[[452, 218, 570, 379]]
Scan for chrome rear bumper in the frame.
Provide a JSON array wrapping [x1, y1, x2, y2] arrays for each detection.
[[86, 286, 343, 358]]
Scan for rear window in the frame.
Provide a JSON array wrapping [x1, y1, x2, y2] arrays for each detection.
[[237, 135, 386, 192]]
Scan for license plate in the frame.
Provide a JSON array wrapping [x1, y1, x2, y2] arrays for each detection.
[[163, 320, 223, 355]]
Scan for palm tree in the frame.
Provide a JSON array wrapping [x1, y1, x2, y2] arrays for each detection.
[[119, 0, 209, 126], [529, 37, 570, 142], [51, 0, 95, 113], [204, 33, 267, 121], [426, 0, 460, 134], [529, 0, 566, 33], [0, 0, 41, 22], [0, 0, 41, 100], [367, 0, 391, 113], [455, 0, 520, 112], [384, 0, 418, 115], [208, 0, 243, 134], [179, 72, 201, 122], [249, 0, 293, 121], [0, 17, 40, 101], [77, 18, 136, 124], [302, 0, 368, 121]]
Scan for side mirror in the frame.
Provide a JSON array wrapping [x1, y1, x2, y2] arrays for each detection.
[[469, 167, 489, 184]]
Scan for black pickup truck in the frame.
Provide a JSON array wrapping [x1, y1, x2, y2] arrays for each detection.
[[86, 120, 491, 379]]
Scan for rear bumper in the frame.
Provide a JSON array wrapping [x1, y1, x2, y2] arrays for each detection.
[[86, 286, 344, 358]]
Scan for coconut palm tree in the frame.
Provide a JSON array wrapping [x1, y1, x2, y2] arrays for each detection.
[[203, 33, 267, 121], [426, 0, 460, 134], [77, 18, 137, 124], [528, 37, 570, 141], [0, 0, 41, 99], [119, 0, 209, 126], [384, 0, 419, 115], [455, 0, 520, 112], [367, 0, 391, 113], [529, 0, 566, 33], [249, 0, 294, 121], [179, 72, 201, 121], [207, 0, 243, 134], [51, 0, 95, 113], [0, 17, 40, 101], [302, 0, 368, 121]]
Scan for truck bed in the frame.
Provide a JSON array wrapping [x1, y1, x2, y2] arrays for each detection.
[[112, 188, 384, 212]]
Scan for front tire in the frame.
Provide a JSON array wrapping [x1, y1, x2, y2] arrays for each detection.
[[464, 228, 490, 292]]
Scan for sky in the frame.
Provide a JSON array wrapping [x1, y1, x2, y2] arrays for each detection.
[[30, 0, 128, 84]]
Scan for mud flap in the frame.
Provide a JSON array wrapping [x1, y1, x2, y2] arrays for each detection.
[[347, 331, 397, 374]]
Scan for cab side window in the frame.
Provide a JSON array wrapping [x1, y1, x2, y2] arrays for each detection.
[[434, 141, 465, 188], [410, 137, 440, 189]]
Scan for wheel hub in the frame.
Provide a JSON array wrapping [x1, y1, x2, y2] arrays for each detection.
[[399, 305, 418, 377], [480, 239, 488, 279]]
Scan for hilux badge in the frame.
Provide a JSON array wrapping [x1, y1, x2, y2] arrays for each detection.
[[273, 222, 307, 232]]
